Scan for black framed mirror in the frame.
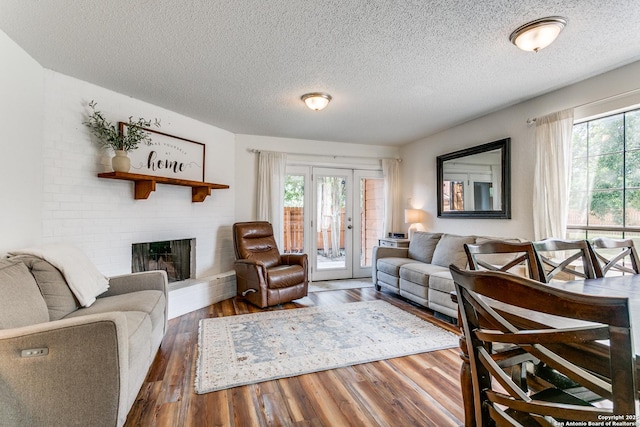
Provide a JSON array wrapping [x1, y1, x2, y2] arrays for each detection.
[[437, 138, 511, 219]]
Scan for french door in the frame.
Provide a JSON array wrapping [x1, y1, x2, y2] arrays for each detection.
[[283, 166, 383, 281]]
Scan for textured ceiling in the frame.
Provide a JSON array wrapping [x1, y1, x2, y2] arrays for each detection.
[[1, 1, 640, 146]]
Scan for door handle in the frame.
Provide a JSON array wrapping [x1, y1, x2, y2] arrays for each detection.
[[347, 225, 353, 229]]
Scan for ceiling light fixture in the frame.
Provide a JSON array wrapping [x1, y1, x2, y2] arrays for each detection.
[[509, 16, 567, 52], [301, 92, 332, 111]]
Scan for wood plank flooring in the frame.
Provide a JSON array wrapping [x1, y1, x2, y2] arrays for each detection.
[[124, 287, 465, 426]]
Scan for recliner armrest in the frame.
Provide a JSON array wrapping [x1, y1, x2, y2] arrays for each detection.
[[280, 253, 308, 269], [235, 258, 266, 267]]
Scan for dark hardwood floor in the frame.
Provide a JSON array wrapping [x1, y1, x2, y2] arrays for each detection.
[[124, 287, 465, 426]]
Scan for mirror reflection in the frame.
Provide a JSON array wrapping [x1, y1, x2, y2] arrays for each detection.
[[437, 138, 511, 219], [442, 148, 502, 212]]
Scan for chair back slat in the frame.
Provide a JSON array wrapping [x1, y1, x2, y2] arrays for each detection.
[[465, 240, 545, 282], [592, 237, 640, 276], [533, 238, 603, 282], [450, 266, 636, 425]]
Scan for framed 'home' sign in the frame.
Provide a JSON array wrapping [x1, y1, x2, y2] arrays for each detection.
[[121, 123, 206, 182]]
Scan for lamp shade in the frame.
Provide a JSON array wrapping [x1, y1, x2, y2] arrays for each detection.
[[509, 17, 567, 52], [301, 92, 332, 111], [404, 209, 421, 224]]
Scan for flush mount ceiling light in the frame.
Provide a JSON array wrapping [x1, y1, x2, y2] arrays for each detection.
[[509, 16, 567, 52], [301, 92, 332, 111]]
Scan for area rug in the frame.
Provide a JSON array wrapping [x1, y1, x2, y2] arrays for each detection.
[[195, 300, 458, 394]]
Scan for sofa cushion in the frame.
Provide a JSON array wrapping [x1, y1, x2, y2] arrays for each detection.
[[121, 311, 153, 403], [10, 255, 80, 320], [0, 259, 49, 328], [399, 263, 449, 286], [266, 265, 305, 289], [377, 271, 401, 290], [428, 288, 459, 319], [428, 270, 455, 293], [431, 234, 476, 268], [64, 290, 165, 337], [407, 232, 442, 263], [377, 257, 415, 276], [399, 278, 429, 300]]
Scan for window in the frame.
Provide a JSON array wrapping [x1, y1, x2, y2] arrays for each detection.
[[568, 107, 640, 242]]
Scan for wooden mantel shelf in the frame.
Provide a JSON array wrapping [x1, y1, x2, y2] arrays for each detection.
[[98, 171, 229, 202]]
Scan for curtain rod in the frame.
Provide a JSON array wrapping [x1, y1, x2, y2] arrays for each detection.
[[526, 87, 640, 125], [247, 148, 401, 162]]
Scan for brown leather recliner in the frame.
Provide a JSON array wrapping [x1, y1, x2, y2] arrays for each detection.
[[232, 221, 308, 308]]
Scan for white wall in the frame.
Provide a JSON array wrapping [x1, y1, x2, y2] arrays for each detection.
[[39, 72, 236, 277], [401, 59, 640, 240], [0, 30, 44, 253], [234, 134, 400, 221]]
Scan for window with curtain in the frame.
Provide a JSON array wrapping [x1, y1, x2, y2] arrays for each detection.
[[567, 107, 640, 242]]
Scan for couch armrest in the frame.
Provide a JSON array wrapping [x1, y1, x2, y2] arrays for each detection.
[[371, 246, 410, 284], [102, 270, 168, 297], [373, 246, 409, 260], [0, 313, 129, 426]]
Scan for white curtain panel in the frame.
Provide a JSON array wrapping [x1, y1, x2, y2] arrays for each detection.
[[533, 108, 574, 240], [257, 151, 287, 248], [382, 158, 401, 238]]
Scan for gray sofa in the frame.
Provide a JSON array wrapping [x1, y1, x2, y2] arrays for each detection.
[[0, 255, 168, 427], [372, 232, 520, 319]]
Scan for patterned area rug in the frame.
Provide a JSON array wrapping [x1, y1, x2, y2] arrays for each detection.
[[195, 300, 458, 394]]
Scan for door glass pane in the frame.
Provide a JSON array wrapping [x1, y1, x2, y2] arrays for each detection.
[[283, 174, 304, 254], [361, 177, 384, 268], [317, 175, 346, 270]]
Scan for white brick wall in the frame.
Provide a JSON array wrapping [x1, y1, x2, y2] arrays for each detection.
[[41, 71, 236, 278]]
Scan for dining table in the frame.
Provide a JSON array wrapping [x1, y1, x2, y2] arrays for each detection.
[[456, 273, 640, 427]]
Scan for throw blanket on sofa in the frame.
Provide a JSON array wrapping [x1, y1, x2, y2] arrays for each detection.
[[10, 243, 109, 307]]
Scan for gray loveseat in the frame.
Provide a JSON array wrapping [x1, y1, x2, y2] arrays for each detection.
[[372, 232, 520, 319], [0, 255, 168, 427]]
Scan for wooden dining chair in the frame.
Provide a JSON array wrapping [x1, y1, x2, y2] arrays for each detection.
[[533, 238, 603, 282], [591, 237, 640, 276], [464, 240, 545, 282], [450, 265, 636, 426]]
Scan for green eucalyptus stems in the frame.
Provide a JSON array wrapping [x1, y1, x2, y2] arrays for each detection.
[[84, 100, 160, 151]]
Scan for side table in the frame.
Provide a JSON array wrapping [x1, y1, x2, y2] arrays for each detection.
[[377, 238, 410, 248]]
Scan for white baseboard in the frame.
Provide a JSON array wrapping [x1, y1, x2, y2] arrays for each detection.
[[167, 271, 236, 319]]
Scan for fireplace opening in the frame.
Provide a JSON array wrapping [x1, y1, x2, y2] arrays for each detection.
[[132, 238, 194, 283]]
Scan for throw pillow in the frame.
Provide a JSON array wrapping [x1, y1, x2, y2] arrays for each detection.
[[9, 243, 109, 307], [431, 234, 476, 269], [408, 232, 442, 263], [10, 255, 80, 321], [0, 259, 49, 329]]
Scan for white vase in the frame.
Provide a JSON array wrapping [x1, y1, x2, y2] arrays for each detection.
[[112, 150, 131, 172]]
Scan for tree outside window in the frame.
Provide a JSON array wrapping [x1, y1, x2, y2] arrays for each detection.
[[568, 108, 640, 243]]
